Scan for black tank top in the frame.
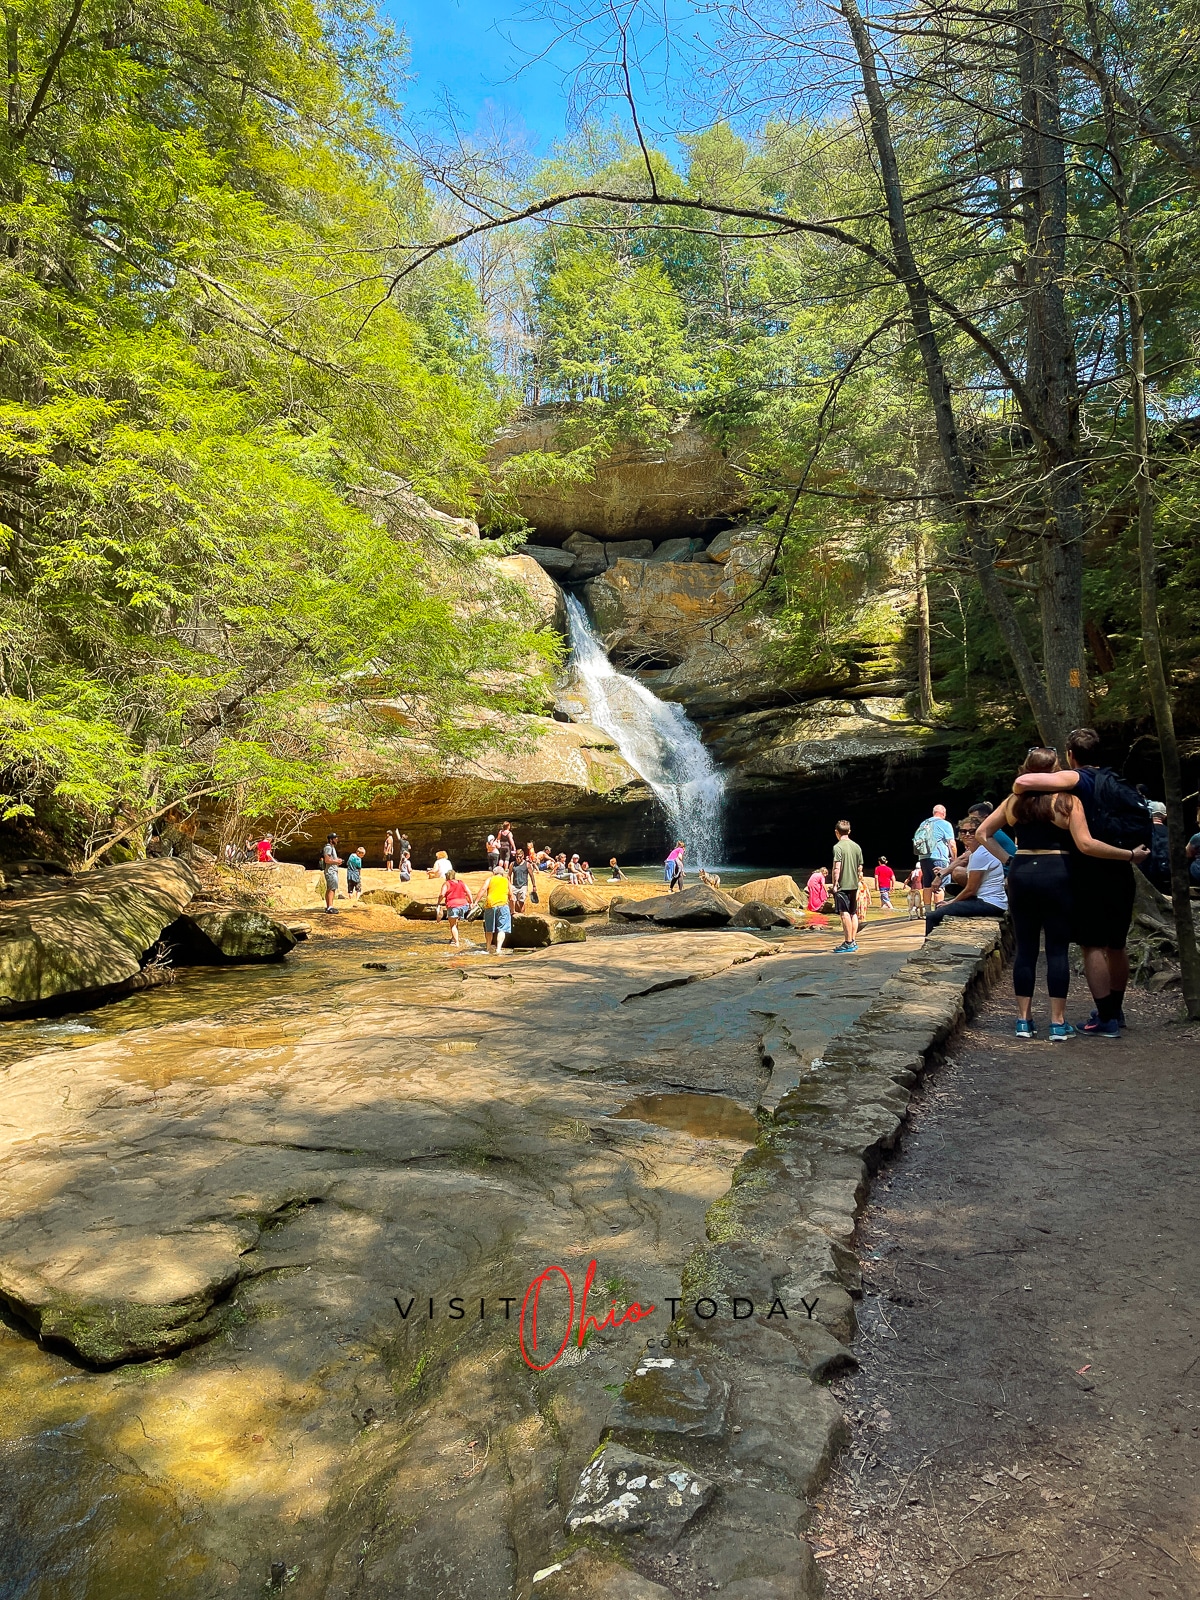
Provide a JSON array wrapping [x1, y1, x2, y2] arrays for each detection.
[[1010, 809, 1070, 850]]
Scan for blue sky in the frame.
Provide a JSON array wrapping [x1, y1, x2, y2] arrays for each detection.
[[382, 0, 700, 157]]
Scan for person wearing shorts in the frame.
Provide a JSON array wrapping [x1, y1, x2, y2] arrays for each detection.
[[321, 834, 342, 914], [510, 853, 531, 910], [482, 868, 513, 954], [830, 819, 863, 952], [383, 831, 394, 870], [914, 806, 956, 909], [439, 870, 474, 948]]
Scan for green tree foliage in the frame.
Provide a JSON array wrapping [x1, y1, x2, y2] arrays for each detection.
[[0, 0, 555, 852]]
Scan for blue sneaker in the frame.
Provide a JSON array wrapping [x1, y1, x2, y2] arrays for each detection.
[[1015, 1019, 1036, 1040], [1083, 1016, 1120, 1038], [1049, 1022, 1077, 1042], [831, 941, 850, 953], [837, 941, 858, 954]]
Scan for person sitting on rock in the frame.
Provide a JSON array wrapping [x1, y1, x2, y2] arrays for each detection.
[[608, 857, 626, 881], [578, 861, 596, 884], [806, 865, 830, 913], [398, 850, 411, 882]]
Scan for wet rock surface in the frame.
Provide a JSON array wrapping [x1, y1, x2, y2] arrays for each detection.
[[0, 912, 1010, 1598]]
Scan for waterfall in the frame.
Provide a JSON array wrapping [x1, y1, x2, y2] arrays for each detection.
[[564, 594, 726, 868]]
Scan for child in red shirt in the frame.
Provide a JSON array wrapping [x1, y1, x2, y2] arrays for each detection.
[[874, 856, 895, 909]]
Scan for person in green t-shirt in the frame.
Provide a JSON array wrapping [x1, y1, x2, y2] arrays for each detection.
[[831, 819, 864, 953]]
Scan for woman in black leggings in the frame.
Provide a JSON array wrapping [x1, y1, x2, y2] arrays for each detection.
[[977, 749, 1150, 1041]]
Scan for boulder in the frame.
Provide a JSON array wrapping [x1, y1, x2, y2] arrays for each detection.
[[401, 900, 440, 920], [496, 553, 568, 635], [605, 540, 652, 563], [165, 909, 297, 964], [648, 537, 706, 564], [730, 900, 793, 930], [0, 859, 199, 1015], [610, 884, 738, 928], [728, 875, 804, 907], [362, 887, 424, 910], [548, 882, 613, 917], [565, 1443, 714, 1539], [548, 882, 665, 917], [508, 915, 587, 948], [517, 543, 576, 577], [563, 532, 608, 579]]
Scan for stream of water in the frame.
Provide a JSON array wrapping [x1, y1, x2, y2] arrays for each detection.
[[565, 595, 726, 869]]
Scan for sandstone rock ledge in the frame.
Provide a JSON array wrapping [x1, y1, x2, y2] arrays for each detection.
[[0, 859, 199, 1016], [550, 921, 1009, 1598]]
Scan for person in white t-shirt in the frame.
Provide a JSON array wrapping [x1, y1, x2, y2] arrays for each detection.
[[923, 816, 1007, 938]]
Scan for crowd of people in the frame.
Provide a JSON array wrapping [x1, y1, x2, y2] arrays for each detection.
[[244, 729, 1189, 1003]]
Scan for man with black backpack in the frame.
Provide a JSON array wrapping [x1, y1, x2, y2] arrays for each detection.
[[1014, 727, 1151, 1037]]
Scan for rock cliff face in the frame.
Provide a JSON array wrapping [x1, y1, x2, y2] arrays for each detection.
[[570, 523, 946, 858], [489, 409, 749, 541], [277, 430, 948, 866], [288, 716, 663, 868]]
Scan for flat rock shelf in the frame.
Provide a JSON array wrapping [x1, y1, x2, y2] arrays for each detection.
[[0, 914, 1005, 1599]]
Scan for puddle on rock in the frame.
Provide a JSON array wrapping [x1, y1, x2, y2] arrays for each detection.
[[608, 1092, 759, 1144]]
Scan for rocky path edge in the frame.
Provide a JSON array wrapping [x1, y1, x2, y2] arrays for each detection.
[[534, 920, 1010, 1600]]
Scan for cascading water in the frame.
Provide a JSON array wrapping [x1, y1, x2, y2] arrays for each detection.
[[565, 594, 726, 868]]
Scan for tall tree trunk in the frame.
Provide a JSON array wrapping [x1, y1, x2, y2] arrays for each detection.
[[914, 525, 934, 719], [1016, 0, 1088, 737], [1130, 299, 1200, 1017], [841, 0, 1064, 747], [1085, 0, 1200, 1015]]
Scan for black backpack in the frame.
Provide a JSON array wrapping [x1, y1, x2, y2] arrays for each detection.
[[1089, 768, 1152, 851]]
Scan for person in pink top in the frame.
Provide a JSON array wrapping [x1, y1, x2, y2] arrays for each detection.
[[664, 842, 686, 892], [806, 866, 829, 912]]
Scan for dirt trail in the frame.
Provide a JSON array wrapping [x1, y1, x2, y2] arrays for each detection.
[[813, 987, 1200, 1599]]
